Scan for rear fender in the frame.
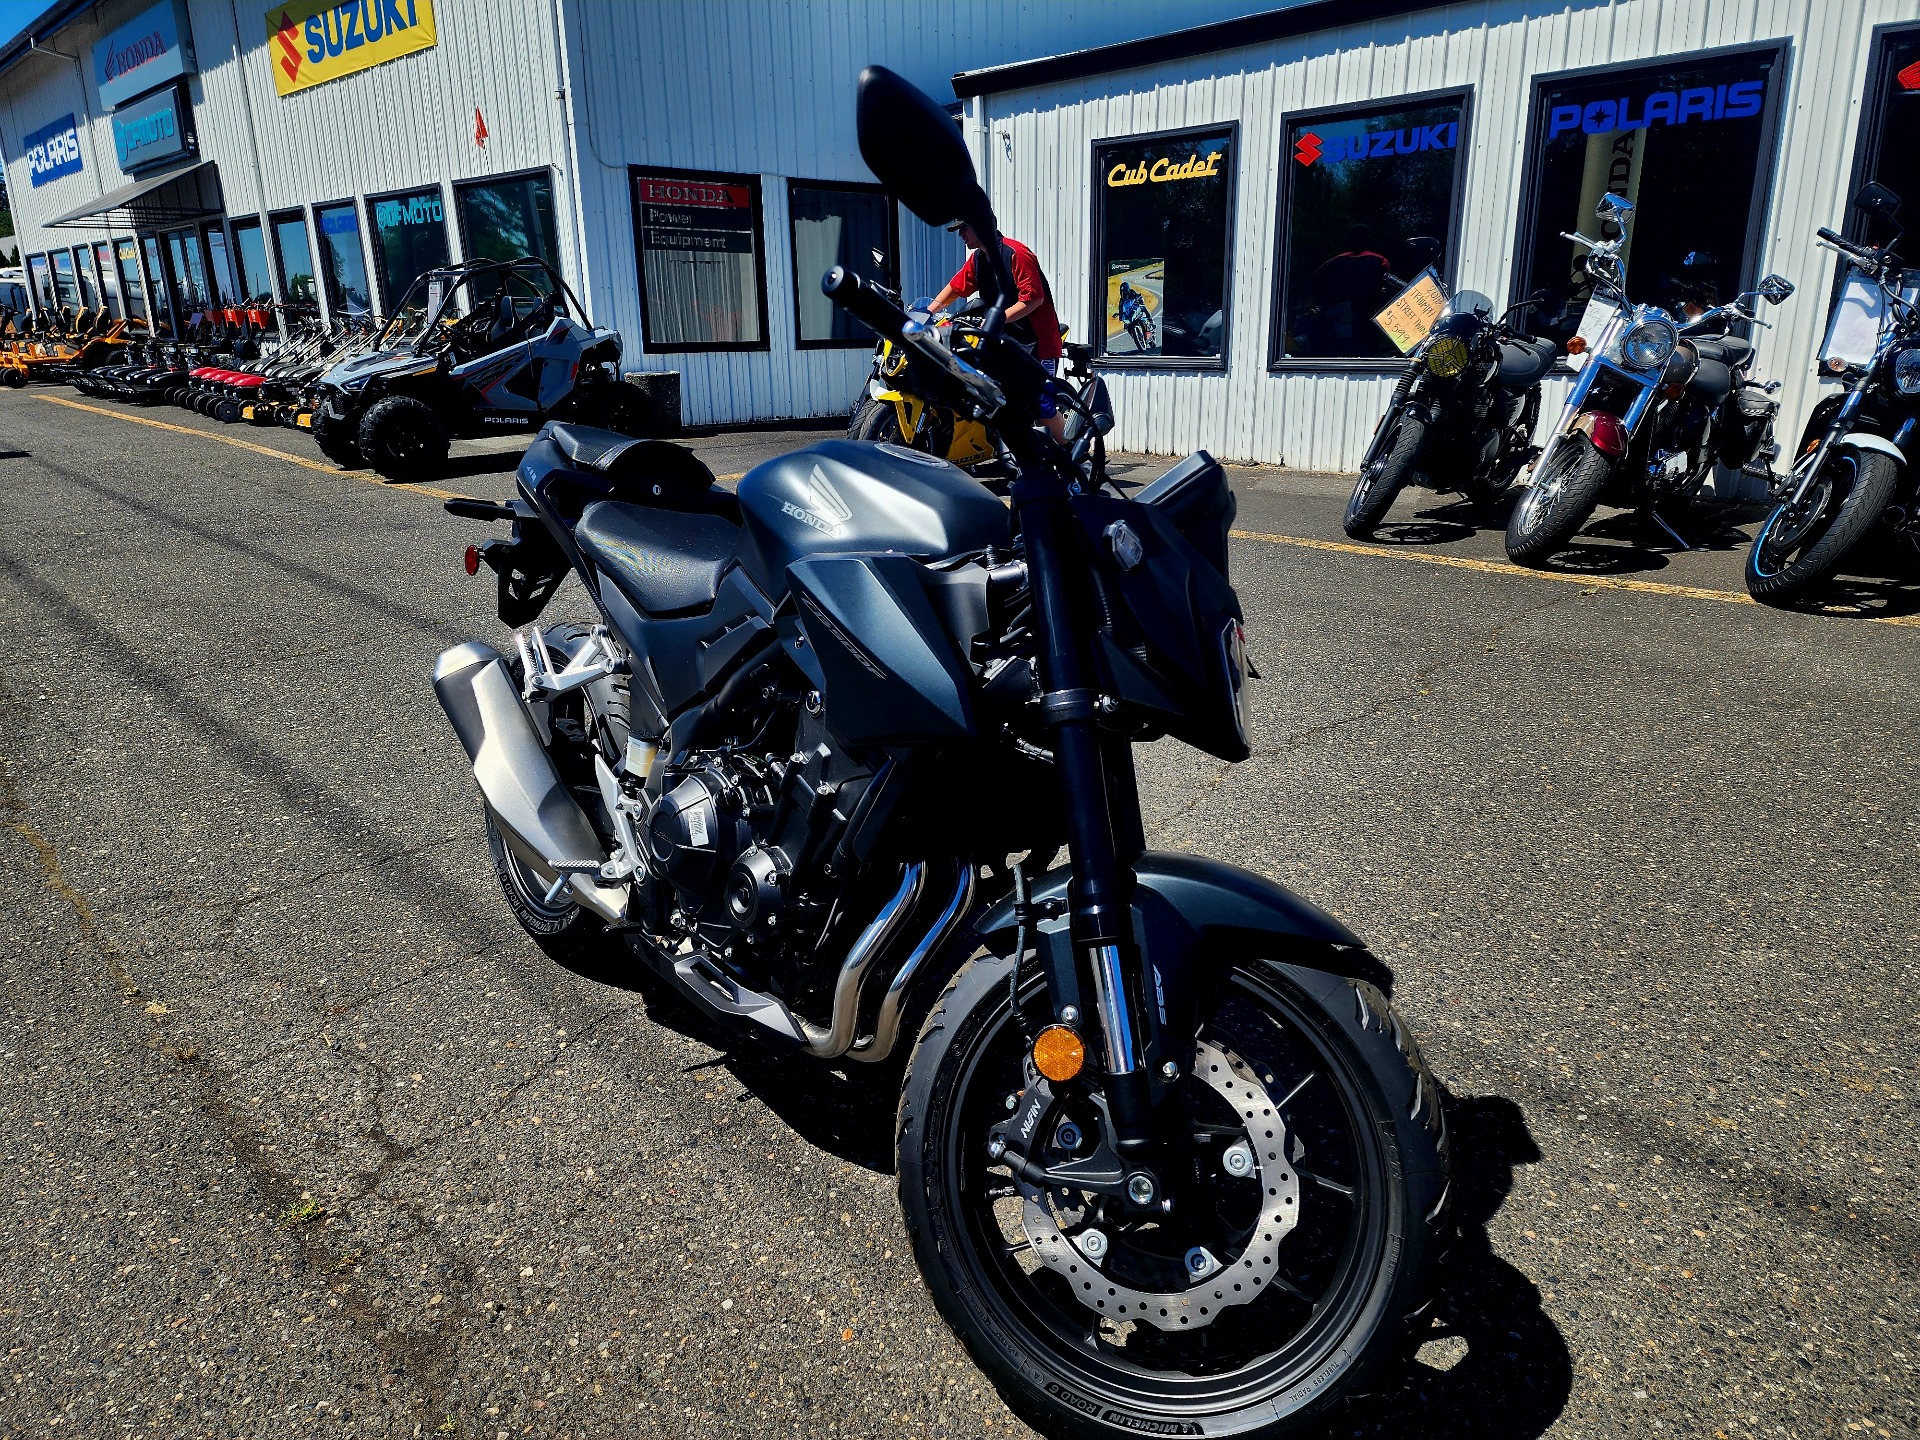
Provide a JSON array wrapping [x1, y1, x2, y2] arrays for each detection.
[[975, 851, 1388, 1079]]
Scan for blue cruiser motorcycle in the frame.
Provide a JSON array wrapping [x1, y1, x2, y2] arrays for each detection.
[[1505, 193, 1794, 565]]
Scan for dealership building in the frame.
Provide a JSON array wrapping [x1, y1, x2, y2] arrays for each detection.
[[2, 0, 1917, 472]]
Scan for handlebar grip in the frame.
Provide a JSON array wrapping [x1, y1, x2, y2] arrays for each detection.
[[823, 266, 911, 343], [1817, 227, 1868, 257]]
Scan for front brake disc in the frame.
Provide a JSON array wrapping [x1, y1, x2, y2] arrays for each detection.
[[1017, 1039, 1301, 1332]]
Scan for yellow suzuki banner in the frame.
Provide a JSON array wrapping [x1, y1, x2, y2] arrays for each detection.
[[266, 0, 436, 97]]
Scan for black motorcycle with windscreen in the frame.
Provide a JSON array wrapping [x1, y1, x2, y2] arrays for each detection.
[[433, 68, 1448, 1439]]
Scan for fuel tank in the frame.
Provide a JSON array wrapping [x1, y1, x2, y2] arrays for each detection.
[[735, 439, 1010, 600]]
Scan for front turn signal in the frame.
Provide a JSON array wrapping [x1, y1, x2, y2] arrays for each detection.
[[1565, 336, 1587, 356], [1033, 1024, 1086, 1084], [464, 544, 481, 576]]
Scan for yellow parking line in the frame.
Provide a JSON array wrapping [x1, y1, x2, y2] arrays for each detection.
[[1230, 528, 1920, 629], [37, 393, 466, 499]]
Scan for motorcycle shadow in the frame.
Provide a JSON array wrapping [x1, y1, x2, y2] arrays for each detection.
[[1371, 495, 1487, 547], [1358, 1092, 1573, 1439]]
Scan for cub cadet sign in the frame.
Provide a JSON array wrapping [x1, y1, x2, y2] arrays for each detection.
[[1106, 151, 1224, 187], [266, 0, 437, 97]]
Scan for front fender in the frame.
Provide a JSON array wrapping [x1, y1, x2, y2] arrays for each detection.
[[1839, 431, 1907, 466], [977, 851, 1385, 985]]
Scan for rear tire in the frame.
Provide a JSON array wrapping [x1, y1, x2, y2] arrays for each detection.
[[572, 382, 652, 437], [1745, 448, 1898, 605], [898, 947, 1449, 1439], [309, 405, 362, 468], [1344, 411, 1424, 538], [358, 394, 449, 480], [1505, 434, 1613, 566], [485, 812, 609, 966]]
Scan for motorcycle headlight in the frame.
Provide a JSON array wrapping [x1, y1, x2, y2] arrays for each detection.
[[1618, 315, 1678, 371], [1893, 344, 1920, 395], [1426, 335, 1470, 377]]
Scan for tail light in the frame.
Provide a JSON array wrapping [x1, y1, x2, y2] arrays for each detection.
[[463, 545, 480, 576]]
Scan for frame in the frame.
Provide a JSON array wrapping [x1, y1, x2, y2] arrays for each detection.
[[1088, 120, 1238, 372], [786, 177, 897, 350], [628, 164, 770, 354], [1267, 86, 1473, 373], [365, 182, 454, 316], [1506, 39, 1793, 351]]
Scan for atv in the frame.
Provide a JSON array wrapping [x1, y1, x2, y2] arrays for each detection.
[[308, 256, 646, 476]]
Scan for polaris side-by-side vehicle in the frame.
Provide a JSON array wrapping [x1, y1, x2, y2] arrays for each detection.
[[310, 256, 648, 478]]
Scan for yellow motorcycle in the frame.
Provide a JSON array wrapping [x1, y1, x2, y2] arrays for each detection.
[[847, 273, 1113, 486]]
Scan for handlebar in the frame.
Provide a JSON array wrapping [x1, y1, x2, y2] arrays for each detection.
[[824, 265, 913, 347], [824, 264, 1008, 414], [1816, 226, 1871, 259]]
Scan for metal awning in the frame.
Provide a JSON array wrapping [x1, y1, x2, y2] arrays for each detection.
[[43, 160, 223, 230]]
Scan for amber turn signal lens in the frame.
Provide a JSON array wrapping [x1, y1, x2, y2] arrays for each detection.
[[1032, 1025, 1086, 1084], [464, 545, 481, 576], [1565, 336, 1587, 355]]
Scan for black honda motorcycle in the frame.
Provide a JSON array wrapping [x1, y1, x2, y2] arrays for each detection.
[[1747, 182, 1919, 604], [436, 67, 1447, 1439], [1344, 287, 1555, 537]]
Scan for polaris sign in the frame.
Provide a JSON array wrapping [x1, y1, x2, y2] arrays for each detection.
[[92, 0, 196, 111], [23, 113, 83, 187], [1547, 80, 1765, 140]]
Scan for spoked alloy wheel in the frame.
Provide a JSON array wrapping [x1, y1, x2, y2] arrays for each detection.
[[1343, 413, 1424, 538], [1505, 432, 1613, 565], [1745, 448, 1899, 605], [899, 952, 1448, 1438]]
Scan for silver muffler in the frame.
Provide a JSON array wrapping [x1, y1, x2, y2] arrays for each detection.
[[432, 641, 628, 923]]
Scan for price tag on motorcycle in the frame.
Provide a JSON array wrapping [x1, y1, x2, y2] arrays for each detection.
[[1566, 295, 1624, 372], [1371, 268, 1448, 354]]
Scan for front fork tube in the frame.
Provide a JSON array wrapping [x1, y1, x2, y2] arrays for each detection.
[[1789, 384, 1867, 507], [1014, 480, 1163, 1176]]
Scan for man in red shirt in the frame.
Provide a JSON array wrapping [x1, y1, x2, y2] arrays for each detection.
[[929, 222, 1067, 438]]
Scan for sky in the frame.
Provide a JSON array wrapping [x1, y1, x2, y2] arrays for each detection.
[[0, 1, 52, 52]]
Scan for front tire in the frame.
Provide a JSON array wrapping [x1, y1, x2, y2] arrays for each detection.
[[1745, 448, 1899, 604], [1505, 433, 1613, 566], [309, 405, 362, 468], [849, 396, 907, 445], [1344, 411, 1425, 538], [358, 394, 449, 480], [898, 948, 1449, 1439]]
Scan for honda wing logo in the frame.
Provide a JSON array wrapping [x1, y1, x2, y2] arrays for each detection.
[[1293, 132, 1322, 166], [779, 465, 852, 536]]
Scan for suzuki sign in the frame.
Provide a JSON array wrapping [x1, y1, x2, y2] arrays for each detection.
[[266, 0, 438, 97]]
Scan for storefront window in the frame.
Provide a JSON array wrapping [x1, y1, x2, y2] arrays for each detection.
[[94, 242, 121, 318], [1846, 25, 1920, 248], [315, 202, 371, 317], [1273, 94, 1468, 363], [50, 251, 77, 309], [143, 236, 173, 330], [788, 180, 893, 347], [205, 228, 237, 306], [371, 186, 451, 313], [1092, 126, 1235, 364], [27, 254, 53, 312], [115, 238, 146, 322], [72, 246, 98, 310], [1513, 45, 1785, 347], [629, 166, 767, 351], [232, 219, 272, 304], [165, 228, 210, 313], [456, 172, 560, 267], [271, 212, 317, 309]]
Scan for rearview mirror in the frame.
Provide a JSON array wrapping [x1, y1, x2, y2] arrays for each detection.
[[1404, 235, 1443, 266], [1757, 273, 1794, 305], [857, 66, 992, 234], [1596, 191, 1635, 223], [1854, 181, 1902, 217]]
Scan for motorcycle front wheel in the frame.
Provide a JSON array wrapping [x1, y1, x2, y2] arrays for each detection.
[[1745, 448, 1898, 605], [898, 949, 1449, 1439], [1343, 412, 1424, 537], [1505, 432, 1613, 566]]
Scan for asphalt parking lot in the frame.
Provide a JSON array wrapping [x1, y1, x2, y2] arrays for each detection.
[[0, 389, 1915, 1440]]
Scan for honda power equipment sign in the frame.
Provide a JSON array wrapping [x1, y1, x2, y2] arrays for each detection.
[[266, 0, 437, 97], [92, 0, 196, 111], [23, 113, 83, 187]]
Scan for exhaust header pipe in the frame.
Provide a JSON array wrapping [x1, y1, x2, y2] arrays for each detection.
[[432, 641, 627, 923]]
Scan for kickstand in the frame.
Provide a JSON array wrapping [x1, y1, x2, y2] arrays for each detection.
[[1646, 507, 1692, 551]]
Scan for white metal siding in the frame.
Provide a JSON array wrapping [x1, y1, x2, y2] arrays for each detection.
[[979, 0, 1920, 471]]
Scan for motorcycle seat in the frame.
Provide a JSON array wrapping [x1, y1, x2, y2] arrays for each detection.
[[1691, 335, 1752, 367], [1496, 336, 1556, 389], [575, 500, 738, 617], [1687, 355, 1734, 403]]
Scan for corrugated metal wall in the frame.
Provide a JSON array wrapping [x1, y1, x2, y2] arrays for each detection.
[[978, 0, 1920, 472], [554, 0, 1289, 427]]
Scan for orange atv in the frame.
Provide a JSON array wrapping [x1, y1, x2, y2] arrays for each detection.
[[0, 308, 136, 387]]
